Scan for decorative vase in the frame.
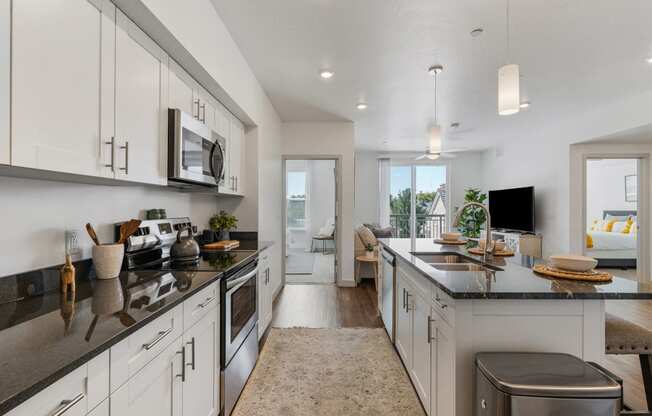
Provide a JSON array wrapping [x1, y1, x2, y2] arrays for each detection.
[[365, 250, 374, 258]]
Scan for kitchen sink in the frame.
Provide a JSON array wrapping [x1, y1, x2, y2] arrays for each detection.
[[411, 252, 502, 272]]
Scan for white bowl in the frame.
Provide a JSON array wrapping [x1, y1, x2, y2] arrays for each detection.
[[442, 232, 462, 241], [92, 244, 124, 280], [494, 240, 506, 251], [548, 255, 598, 272]]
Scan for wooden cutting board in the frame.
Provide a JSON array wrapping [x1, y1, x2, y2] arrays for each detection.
[[203, 240, 240, 251]]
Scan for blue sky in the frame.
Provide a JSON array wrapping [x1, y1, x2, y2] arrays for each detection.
[[391, 165, 446, 195]]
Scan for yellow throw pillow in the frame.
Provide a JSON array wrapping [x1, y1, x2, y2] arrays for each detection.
[[586, 234, 594, 249], [603, 220, 616, 232], [622, 218, 634, 234]]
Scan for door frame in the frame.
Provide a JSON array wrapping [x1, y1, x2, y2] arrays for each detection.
[[570, 143, 651, 282], [281, 155, 343, 286]]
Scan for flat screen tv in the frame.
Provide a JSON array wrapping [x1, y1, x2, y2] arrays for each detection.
[[488, 186, 535, 233]]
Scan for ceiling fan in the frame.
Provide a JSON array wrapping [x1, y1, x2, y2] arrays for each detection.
[[415, 65, 470, 160]]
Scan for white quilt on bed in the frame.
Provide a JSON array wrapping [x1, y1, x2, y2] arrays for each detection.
[[587, 231, 637, 250]]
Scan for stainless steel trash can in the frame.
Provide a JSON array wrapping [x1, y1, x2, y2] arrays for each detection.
[[475, 352, 622, 416]]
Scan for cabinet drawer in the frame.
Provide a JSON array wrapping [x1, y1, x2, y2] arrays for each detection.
[[110, 305, 183, 392], [7, 365, 87, 416], [183, 282, 219, 330], [432, 287, 455, 325]]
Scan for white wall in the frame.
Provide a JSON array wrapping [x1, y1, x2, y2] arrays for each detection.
[[309, 160, 336, 238], [586, 159, 637, 228], [282, 122, 356, 285], [482, 89, 652, 257], [354, 152, 379, 225], [448, 152, 485, 214]]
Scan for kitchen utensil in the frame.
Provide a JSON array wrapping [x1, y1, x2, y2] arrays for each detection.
[[548, 255, 598, 272], [118, 219, 142, 244], [441, 232, 462, 241], [85, 223, 101, 246], [92, 244, 124, 279], [170, 226, 200, 261]]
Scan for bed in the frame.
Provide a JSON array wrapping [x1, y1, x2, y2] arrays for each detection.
[[586, 210, 637, 268]]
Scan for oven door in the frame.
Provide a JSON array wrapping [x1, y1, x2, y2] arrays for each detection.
[[224, 264, 258, 364], [169, 109, 224, 186]]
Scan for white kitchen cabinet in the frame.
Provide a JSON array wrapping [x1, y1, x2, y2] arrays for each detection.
[[395, 270, 412, 366], [432, 318, 454, 416], [112, 10, 167, 185], [110, 336, 183, 416], [169, 60, 196, 118], [182, 308, 220, 416], [411, 292, 432, 410], [87, 399, 109, 416], [11, 0, 111, 177], [229, 116, 245, 196], [258, 249, 273, 340]]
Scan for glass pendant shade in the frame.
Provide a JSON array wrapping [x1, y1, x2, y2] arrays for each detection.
[[429, 125, 442, 150], [498, 64, 520, 116]]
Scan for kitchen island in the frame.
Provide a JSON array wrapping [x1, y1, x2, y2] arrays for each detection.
[[378, 238, 652, 416]]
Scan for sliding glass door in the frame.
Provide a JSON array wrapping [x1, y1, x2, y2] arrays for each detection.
[[389, 163, 447, 239]]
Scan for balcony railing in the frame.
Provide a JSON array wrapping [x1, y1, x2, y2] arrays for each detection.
[[389, 214, 446, 239]]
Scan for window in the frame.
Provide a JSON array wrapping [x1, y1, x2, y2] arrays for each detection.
[[286, 171, 306, 228]]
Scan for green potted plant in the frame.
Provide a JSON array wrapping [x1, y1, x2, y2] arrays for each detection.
[[209, 210, 238, 241], [456, 188, 487, 238], [364, 243, 375, 258]]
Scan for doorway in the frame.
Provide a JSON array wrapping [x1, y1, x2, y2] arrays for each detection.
[[282, 157, 340, 285]]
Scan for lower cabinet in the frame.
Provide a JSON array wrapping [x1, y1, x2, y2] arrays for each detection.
[[110, 337, 184, 416], [396, 265, 455, 416], [87, 400, 109, 416], [182, 308, 220, 416]]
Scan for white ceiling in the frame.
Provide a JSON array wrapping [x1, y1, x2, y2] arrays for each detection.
[[212, 0, 652, 152]]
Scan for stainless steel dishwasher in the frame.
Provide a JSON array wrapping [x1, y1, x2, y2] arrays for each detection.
[[476, 352, 622, 416], [380, 248, 396, 342]]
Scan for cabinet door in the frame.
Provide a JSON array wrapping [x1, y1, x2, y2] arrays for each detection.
[[169, 60, 195, 117], [111, 337, 183, 416], [114, 10, 167, 185], [410, 294, 431, 411], [432, 320, 455, 416], [215, 105, 231, 190], [229, 117, 244, 195], [11, 0, 107, 176], [395, 271, 412, 366], [183, 309, 219, 416], [87, 399, 109, 416]]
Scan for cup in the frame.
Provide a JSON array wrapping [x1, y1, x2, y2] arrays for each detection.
[[92, 244, 124, 280]]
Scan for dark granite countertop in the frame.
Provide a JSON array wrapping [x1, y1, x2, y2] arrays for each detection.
[[0, 240, 273, 415], [379, 238, 652, 300]]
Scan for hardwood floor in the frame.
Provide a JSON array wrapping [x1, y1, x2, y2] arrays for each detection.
[[271, 279, 383, 329], [598, 299, 652, 410]]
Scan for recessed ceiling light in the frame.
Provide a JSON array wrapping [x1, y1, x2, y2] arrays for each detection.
[[470, 28, 484, 37], [319, 70, 334, 79], [428, 65, 443, 75], [356, 102, 368, 110], [646, 57, 652, 64], [520, 101, 530, 109]]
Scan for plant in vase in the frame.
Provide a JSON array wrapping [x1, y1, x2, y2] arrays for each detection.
[[364, 243, 375, 258], [209, 210, 238, 241], [456, 188, 487, 238]]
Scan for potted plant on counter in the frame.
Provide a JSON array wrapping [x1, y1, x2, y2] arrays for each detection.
[[456, 188, 487, 238], [209, 210, 238, 241]]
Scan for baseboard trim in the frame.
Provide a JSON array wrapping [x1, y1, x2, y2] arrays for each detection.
[[337, 279, 357, 287]]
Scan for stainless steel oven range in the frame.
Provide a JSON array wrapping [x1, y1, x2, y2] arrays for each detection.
[[221, 256, 259, 416]]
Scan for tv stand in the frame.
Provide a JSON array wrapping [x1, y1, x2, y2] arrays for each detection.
[[484, 229, 543, 258]]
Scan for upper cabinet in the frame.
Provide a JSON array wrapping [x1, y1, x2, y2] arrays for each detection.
[[11, 0, 167, 185], [11, 0, 109, 177]]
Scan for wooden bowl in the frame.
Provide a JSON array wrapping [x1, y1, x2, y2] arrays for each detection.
[[548, 255, 598, 272], [442, 232, 462, 242]]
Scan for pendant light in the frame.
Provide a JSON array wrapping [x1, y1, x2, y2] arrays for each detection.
[[498, 0, 520, 116], [428, 65, 443, 151]]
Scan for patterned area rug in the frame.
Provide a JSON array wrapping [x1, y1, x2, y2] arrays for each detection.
[[232, 328, 425, 416]]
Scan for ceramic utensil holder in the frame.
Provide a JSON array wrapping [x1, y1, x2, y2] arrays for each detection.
[[92, 244, 124, 280]]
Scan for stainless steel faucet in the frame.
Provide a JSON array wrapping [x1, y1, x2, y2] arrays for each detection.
[[452, 202, 493, 262]]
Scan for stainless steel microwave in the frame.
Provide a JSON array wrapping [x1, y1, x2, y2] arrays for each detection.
[[168, 108, 225, 187]]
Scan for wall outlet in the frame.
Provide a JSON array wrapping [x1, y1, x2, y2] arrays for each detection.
[[65, 229, 81, 257]]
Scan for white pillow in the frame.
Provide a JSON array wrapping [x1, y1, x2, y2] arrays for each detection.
[[319, 224, 335, 236], [611, 221, 628, 233], [605, 214, 628, 221]]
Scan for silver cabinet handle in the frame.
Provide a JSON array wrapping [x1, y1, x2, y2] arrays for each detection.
[[104, 137, 115, 171], [142, 327, 173, 350], [200, 103, 206, 123], [402, 288, 406, 310], [187, 337, 196, 370], [119, 141, 129, 174], [435, 295, 448, 309], [235, 177, 238, 192], [199, 296, 216, 308], [427, 316, 437, 343], [406, 293, 413, 311], [177, 346, 186, 382], [52, 393, 85, 416], [193, 99, 200, 119]]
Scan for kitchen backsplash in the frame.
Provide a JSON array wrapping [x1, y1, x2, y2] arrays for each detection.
[[0, 176, 223, 277]]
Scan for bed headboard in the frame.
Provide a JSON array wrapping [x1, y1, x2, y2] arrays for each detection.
[[602, 210, 637, 219]]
